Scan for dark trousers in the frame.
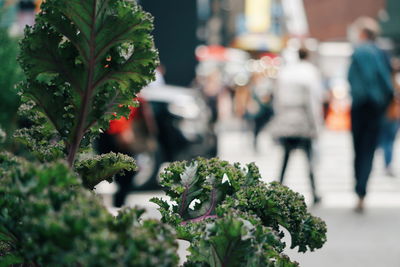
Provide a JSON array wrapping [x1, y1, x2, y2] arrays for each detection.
[[97, 133, 134, 207], [379, 118, 399, 167], [279, 137, 318, 199], [351, 102, 384, 197]]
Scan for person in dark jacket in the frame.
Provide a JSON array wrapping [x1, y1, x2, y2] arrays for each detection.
[[348, 17, 393, 212]]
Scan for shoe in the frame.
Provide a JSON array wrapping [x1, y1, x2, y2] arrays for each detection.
[[313, 196, 322, 205], [385, 167, 396, 177], [354, 197, 365, 214]]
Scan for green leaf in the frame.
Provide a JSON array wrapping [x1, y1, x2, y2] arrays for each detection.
[[75, 152, 136, 190], [221, 182, 328, 253], [18, 0, 158, 164], [154, 158, 327, 262], [12, 101, 66, 162], [0, 27, 22, 137], [0, 160, 178, 266], [151, 158, 260, 234], [186, 211, 297, 267], [0, 253, 24, 267]]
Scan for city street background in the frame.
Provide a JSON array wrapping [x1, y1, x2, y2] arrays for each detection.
[[2, 1, 400, 266], [111, 123, 400, 267]]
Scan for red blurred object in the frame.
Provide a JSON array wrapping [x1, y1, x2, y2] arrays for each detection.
[[195, 45, 228, 62], [107, 99, 141, 135], [259, 52, 279, 59], [325, 103, 351, 131]]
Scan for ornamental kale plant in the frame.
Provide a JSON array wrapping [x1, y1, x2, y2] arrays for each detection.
[[14, 0, 159, 188], [18, 0, 158, 167], [152, 158, 327, 266], [0, 155, 178, 266], [1, 0, 180, 266]]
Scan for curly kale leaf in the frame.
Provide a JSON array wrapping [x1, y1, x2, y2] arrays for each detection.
[[152, 158, 327, 254], [13, 101, 66, 162], [0, 152, 22, 177], [75, 152, 136, 189], [18, 0, 158, 165], [185, 211, 298, 267], [0, 253, 24, 267], [0, 160, 178, 266], [0, 128, 6, 145], [221, 182, 327, 253], [151, 158, 260, 229]]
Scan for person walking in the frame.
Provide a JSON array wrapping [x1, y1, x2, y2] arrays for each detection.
[[379, 116, 399, 177], [271, 48, 324, 204], [348, 17, 393, 212], [245, 72, 274, 152], [379, 58, 400, 177]]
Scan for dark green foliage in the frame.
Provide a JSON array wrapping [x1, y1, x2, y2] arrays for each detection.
[[18, 0, 158, 165], [185, 211, 298, 267], [151, 158, 256, 226], [0, 128, 5, 144], [0, 152, 21, 177], [152, 158, 327, 266], [0, 157, 178, 266], [220, 182, 327, 252], [1, 1, 181, 265], [0, 27, 22, 139], [13, 101, 66, 162], [75, 152, 137, 189]]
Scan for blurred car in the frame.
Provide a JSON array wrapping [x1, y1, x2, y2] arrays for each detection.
[[142, 85, 217, 161], [98, 85, 218, 193]]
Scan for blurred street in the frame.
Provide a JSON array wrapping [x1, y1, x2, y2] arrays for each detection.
[[119, 124, 400, 267]]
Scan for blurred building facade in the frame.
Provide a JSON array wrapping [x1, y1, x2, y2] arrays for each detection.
[[140, 0, 198, 87], [381, 0, 400, 54], [303, 0, 385, 41], [199, 0, 289, 52]]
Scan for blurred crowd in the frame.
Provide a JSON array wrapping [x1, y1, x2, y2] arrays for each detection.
[[0, 0, 42, 35], [193, 17, 400, 212]]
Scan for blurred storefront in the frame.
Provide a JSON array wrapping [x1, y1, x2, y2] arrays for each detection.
[[198, 0, 296, 54], [381, 0, 400, 55], [140, 0, 198, 87], [303, 0, 385, 41], [233, 0, 285, 52]]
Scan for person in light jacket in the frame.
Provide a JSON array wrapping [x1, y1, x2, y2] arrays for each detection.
[[271, 48, 324, 204]]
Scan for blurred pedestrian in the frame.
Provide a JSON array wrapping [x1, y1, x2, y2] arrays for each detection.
[[271, 48, 324, 204], [379, 58, 400, 177], [379, 117, 399, 177], [97, 95, 160, 207], [245, 72, 274, 151], [17, 0, 35, 34], [348, 17, 393, 212], [0, 0, 17, 29]]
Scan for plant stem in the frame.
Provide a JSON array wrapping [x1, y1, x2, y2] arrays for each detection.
[[67, 0, 98, 167]]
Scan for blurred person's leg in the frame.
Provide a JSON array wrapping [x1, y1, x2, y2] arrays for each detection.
[[380, 118, 399, 175], [97, 133, 134, 207], [303, 138, 321, 204], [356, 129, 379, 197], [114, 173, 132, 208], [253, 108, 273, 150], [352, 103, 384, 211], [351, 106, 363, 186], [279, 138, 293, 184]]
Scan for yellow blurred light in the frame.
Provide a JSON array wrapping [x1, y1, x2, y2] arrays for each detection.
[[245, 0, 271, 33]]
